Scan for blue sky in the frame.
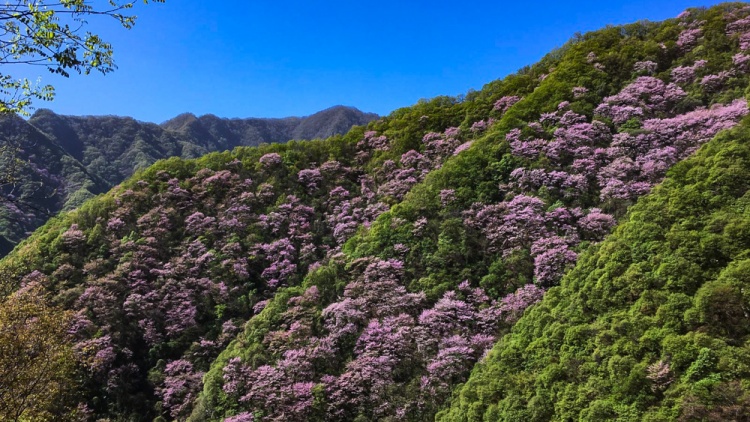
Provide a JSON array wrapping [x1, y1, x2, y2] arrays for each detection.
[[16, 0, 729, 123]]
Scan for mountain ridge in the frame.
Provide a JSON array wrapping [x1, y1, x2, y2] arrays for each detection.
[[0, 105, 378, 255]]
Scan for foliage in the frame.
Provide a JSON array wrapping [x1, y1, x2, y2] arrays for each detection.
[[438, 116, 750, 421], [2, 3, 750, 421], [0, 0, 165, 115], [0, 278, 77, 421]]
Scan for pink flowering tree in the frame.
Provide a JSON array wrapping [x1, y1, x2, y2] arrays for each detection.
[[217, 262, 545, 421]]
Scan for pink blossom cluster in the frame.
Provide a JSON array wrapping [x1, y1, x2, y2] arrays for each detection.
[[733, 53, 750, 72], [464, 193, 613, 286], [470, 120, 488, 133], [48, 123, 449, 417], [61, 224, 86, 248], [700, 71, 733, 92], [595, 77, 686, 123], [357, 130, 390, 151], [374, 127, 472, 201], [572, 86, 589, 98], [493, 95, 522, 114], [157, 360, 205, 419], [453, 141, 473, 156], [646, 360, 674, 392], [676, 28, 702, 50], [727, 13, 750, 50], [297, 168, 322, 191], [220, 261, 544, 420], [670, 60, 707, 84], [259, 152, 282, 167], [633, 60, 658, 74], [496, 74, 747, 286]]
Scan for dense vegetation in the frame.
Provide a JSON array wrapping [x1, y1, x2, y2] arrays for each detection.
[[2, 3, 750, 421], [439, 117, 750, 421], [0, 105, 377, 256]]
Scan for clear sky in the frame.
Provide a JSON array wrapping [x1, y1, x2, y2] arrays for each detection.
[[14, 0, 730, 123]]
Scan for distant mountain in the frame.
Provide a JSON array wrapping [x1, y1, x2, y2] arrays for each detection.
[[162, 106, 379, 147], [0, 106, 378, 254]]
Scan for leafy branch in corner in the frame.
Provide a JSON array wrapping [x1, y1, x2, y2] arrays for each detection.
[[0, 0, 165, 116]]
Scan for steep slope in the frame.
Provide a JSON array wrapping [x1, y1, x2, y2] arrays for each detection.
[[1, 3, 750, 422], [439, 114, 750, 422], [0, 114, 109, 256], [192, 6, 750, 421], [29, 110, 191, 185], [0, 106, 378, 256]]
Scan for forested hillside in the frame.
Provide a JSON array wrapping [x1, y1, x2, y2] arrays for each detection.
[[439, 117, 750, 422], [1, 3, 750, 421], [0, 106, 377, 256]]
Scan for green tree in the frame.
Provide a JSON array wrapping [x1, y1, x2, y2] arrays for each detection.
[[0, 282, 76, 421], [0, 0, 164, 115]]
